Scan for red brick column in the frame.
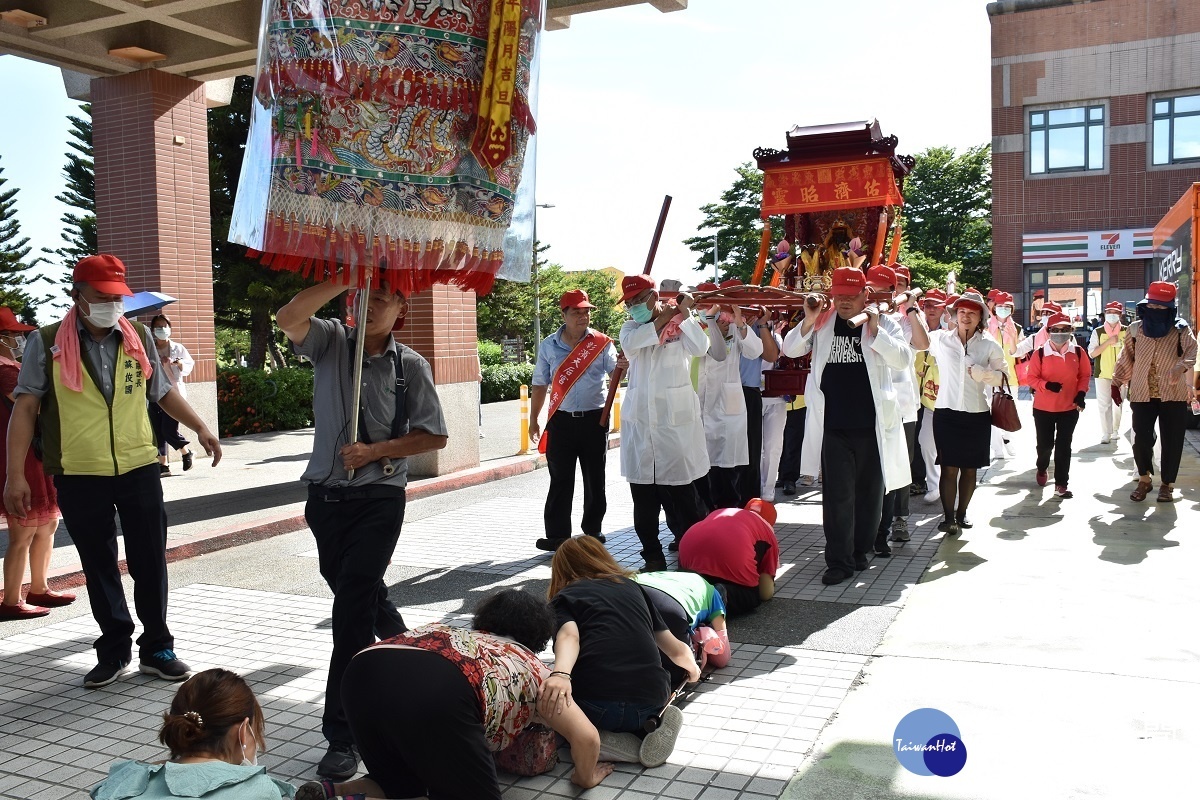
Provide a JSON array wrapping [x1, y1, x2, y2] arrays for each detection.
[[91, 70, 217, 440], [396, 286, 482, 476]]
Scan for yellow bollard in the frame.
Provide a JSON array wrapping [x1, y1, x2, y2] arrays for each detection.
[[612, 387, 623, 432], [519, 384, 530, 454]]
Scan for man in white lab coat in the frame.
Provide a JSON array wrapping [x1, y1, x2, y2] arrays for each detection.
[[618, 274, 710, 571], [782, 267, 913, 586], [698, 302, 761, 509]]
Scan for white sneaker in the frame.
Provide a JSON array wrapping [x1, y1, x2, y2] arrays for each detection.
[[598, 730, 642, 763], [639, 705, 684, 768], [1004, 441, 1016, 458], [924, 490, 940, 503]]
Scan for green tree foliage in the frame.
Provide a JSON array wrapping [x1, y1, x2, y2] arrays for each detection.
[[209, 76, 307, 369], [44, 107, 96, 282], [683, 163, 785, 283], [901, 144, 992, 289], [0, 156, 41, 324], [477, 244, 623, 348]]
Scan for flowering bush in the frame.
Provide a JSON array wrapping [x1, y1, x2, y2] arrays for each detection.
[[217, 367, 314, 437]]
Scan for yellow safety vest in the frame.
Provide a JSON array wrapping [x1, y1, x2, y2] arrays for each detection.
[[38, 322, 159, 476], [1095, 328, 1126, 380], [915, 350, 940, 411]]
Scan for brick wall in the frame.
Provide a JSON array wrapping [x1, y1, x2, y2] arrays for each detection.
[[395, 286, 482, 385], [92, 70, 216, 384], [989, 0, 1200, 297]]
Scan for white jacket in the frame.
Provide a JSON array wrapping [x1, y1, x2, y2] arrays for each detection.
[[891, 312, 919, 424], [619, 314, 711, 486], [698, 327, 762, 468], [782, 313, 913, 492]]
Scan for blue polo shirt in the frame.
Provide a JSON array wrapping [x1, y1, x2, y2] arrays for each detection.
[[532, 326, 618, 412]]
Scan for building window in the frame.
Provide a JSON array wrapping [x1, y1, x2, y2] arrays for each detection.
[[1029, 106, 1105, 174], [1152, 94, 1200, 165]]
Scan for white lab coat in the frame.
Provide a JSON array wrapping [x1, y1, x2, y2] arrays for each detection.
[[891, 312, 919, 424], [698, 327, 762, 468], [782, 313, 913, 493], [619, 314, 711, 486]]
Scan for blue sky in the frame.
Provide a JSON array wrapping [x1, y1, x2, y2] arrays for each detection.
[[0, 0, 992, 318]]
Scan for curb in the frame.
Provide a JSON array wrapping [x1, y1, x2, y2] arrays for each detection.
[[44, 434, 620, 592]]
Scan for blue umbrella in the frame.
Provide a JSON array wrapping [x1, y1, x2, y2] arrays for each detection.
[[123, 291, 177, 317]]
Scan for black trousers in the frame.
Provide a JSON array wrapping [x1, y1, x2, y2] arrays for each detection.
[[737, 387, 763, 505], [821, 428, 884, 573], [1131, 400, 1190, 484], [777, 406, 807, 483], [1033, 408, 1080, 485], [911, 406, 927, 485], [629, 482, 706, 561], [306, 490, 408, 746], [543, 409, 608, 539], [149, 402, 188, 457], [707, 466, 741, 509], [343, 648, 500, 800], [54, 463, 172, 664]]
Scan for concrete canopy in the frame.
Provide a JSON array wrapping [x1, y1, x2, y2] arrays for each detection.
[[0, 0, 688, 98]]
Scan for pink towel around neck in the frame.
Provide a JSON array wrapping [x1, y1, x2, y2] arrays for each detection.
[[54, 305, 153, 393], [658, 311, 685, 345]]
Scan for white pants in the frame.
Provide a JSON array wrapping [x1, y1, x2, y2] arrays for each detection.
[[760, 401, 788, 500], [1095, 378, 1124, 440], [918, 408, 940, 489]]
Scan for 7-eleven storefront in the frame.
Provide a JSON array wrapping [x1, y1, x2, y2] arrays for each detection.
[[1021, 228, 1153, 327]]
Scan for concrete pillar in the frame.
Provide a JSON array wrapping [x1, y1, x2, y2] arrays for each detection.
[[90, 70, 217, 439], [395, 286, 481, 476]]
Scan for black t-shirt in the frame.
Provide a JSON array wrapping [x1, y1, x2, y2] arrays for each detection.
[[551, 577, 671, 706], [821, 314, 876, 430]]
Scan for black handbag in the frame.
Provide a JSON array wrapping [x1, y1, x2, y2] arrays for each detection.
[[991, 373, 1021, 432]]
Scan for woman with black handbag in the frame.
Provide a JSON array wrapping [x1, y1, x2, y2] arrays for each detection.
[[1, 307, 73, 620]]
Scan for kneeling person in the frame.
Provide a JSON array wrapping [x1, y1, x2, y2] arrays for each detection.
[[677, 499, 779, 616]]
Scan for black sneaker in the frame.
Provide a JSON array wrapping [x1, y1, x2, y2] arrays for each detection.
[[159, 464, 172, 477], [84, 659, 130, 689], [316, 742, 359, 781], [821, 568, 850, 585], [642, 557, 668, 572], [535, 537, 568, 552], [873, 534, 892, 558], [139, 649, 192, 681], [667, 539, 680, 552], [182, 450, 193, 471], [781, 481, 797, 496], [586, 533, 607, 544]]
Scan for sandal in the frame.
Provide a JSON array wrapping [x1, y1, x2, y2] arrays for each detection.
[[1130, 478, 1153, 502], [1157, 484, 1175, 503]]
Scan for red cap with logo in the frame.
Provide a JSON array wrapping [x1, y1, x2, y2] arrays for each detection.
[[829, 267, 867, 297], [1104, 301, 1123, 313], [1145, 281, 1177, 304], [994, 291, 1014, 306], [0, 307, 36, 333], [866, 265, 896, 288], [560, 289, 596, 310], [73, 254, 134, 297], [620, 274, 655, 304], [1045, 312, 1072, 329], [891, 264, 911, 283], [923, 288, 947, 306], [1041, 301, 1063, 315], [694, 281, 718, 293]]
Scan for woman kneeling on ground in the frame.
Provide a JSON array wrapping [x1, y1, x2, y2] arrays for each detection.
[[541, 537, 701, 769], [304, 588, 611, 800], [632, 569, 732, 675], [91, 669, 296, 799]]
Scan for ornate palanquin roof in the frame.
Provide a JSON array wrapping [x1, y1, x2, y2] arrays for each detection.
[[753, 119, 914, 182]]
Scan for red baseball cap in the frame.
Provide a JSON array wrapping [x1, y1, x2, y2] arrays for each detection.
[[73, 254, 134, 297], [620, 274, 655, 304], [866, 265, 896, 288], [994, 291, 1014, 306], [718, 278, 743, 289], [1033, 289, 1045, 298], [986, 289, 1000, 301], [1145, 281, 1177, 304], [1104, 301, 1123, 313], [830, 267, 867, 297], [1041, 301, 1062, 315], [945, 293, 960, 307], [745, 498, 777, 526], [0, 307, 35, 333], [891, 265, 911, 283], [694, 281, 718, 293], [1045, 312, 1073, 329], [560, 289, 595, 310], [923, 288, 947, 306]]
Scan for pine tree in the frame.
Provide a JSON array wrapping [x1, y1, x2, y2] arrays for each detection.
[[45, 106, 96, 281], [0, 155, 40, 324]]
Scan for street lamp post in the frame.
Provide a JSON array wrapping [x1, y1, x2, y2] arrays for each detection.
[[533, 202, 555, 353]]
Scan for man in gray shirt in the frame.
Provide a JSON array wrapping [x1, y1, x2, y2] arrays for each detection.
[[3, 254, 221, 689], [277, 277, 448, 780]]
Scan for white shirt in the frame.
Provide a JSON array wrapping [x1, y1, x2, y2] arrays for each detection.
[[927, 328, 1006, 413], [698, 326, 762, 468], [155, 340, 194, 399]]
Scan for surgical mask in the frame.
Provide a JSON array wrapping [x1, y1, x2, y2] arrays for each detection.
[[153, 327, 171, 340], [629, 302, 654, 324], [1105, 314, 1120, 325], [80, 298, 124, 329], [0, 333, 24, 359], [240, 730, 259, 767], [995, 307, 1011, 319], [1049, 332, 1073, 346]]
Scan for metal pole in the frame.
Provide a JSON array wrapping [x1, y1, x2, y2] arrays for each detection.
[[713, 234, 719, 282], [346, 269, 372, 481]]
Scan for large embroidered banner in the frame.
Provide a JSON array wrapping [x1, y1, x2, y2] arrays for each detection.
[[760, 157, 902, 218], [229, 0, 541, 295]]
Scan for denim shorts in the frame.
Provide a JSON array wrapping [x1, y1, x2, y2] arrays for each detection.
[[576, 697, 662, 734]]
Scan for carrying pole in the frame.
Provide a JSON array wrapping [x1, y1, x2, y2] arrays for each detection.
[[346, 269, 373, 481]]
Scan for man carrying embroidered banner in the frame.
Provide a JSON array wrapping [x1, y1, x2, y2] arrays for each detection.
[[529, 290, 622, 553]]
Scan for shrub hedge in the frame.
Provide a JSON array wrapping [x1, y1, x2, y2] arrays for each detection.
[[217, 367, 314, 437], [481, 361, 534, 403]]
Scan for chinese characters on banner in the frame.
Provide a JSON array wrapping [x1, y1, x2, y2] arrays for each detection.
[[760, 158, 903, 218], [471, 0, 526, 175]]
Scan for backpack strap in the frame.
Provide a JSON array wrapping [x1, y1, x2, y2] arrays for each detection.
[[346, 334, 409, 444]]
